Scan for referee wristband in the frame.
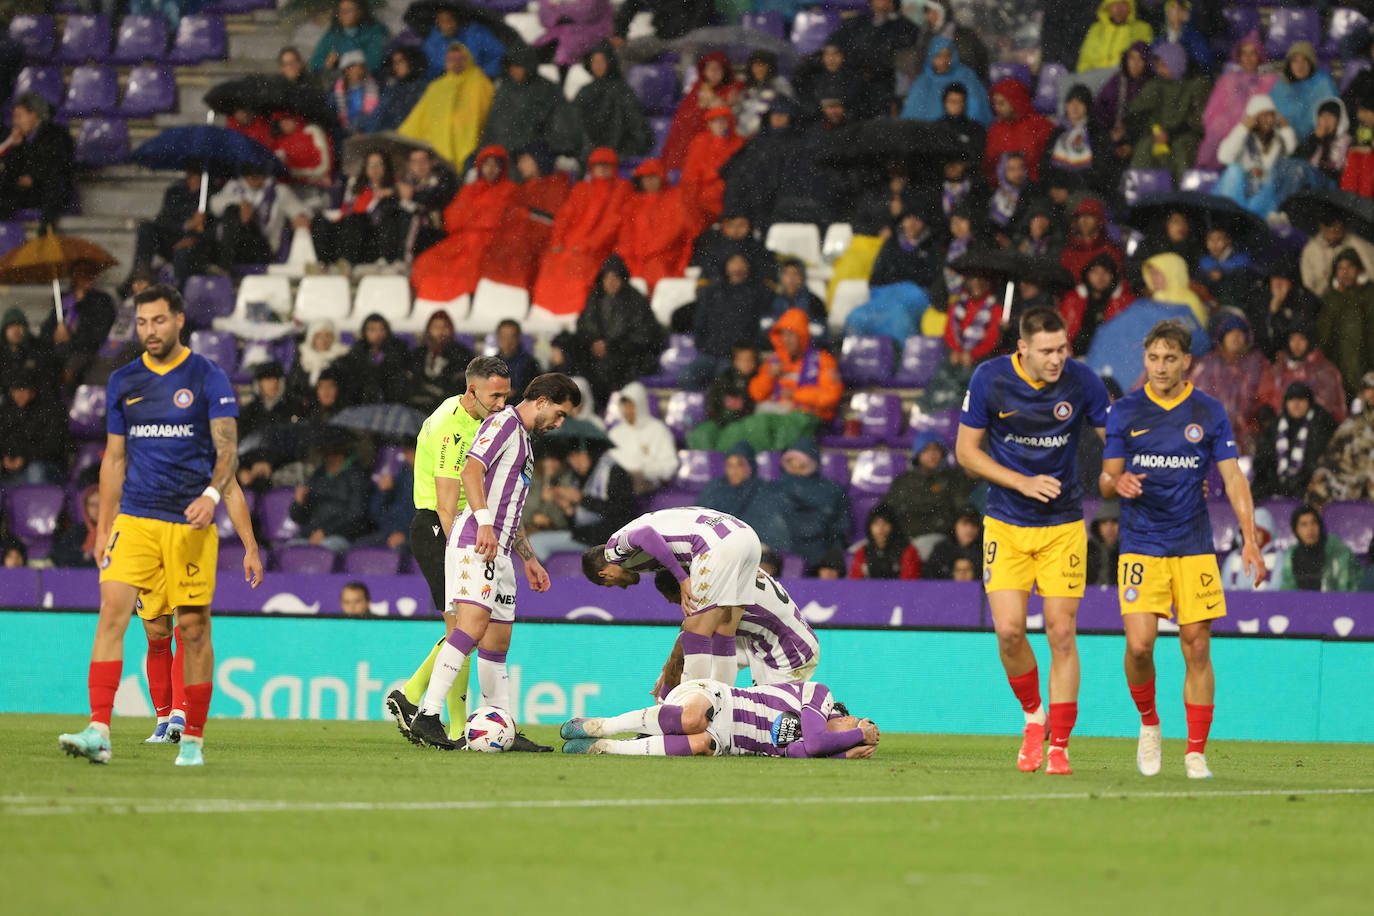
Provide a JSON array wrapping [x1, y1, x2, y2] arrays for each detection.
[[473, 508, 495, 527], [202, 486, 222, 506]]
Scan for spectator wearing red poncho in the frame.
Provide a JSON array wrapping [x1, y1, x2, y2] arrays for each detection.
[[1059, 197, 1123, 283], [227, 108, 274, 149], [272, 111, 333, 204], [480, 145, 572, 291], [982, 78, 1053, 184], [660, 52, 744, 171], [1057, 252, 1134, 355], [531, 147, 633, 314], [614, 159, 692, 292], [680, 106, 744, 234], [411, 145, 515, 302]]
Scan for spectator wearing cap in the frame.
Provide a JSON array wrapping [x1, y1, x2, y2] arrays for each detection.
[[1308, 372, 1374, 504], [210, 166, 312, 267], [1124, 41, 1207, 182], [983, 78, 1054, 184], [361, 47, 430, 133], [571, 41, 653, 161], [0, 370, 69, 487], [1085, 500, 1120, 586], [884, 430, 973, 542], [900, 35, 990, 126], [1220, 507, 1280, 591], [40, 269, 116, 389], [1153, 1, 1210, 76], [849, 503, 920, 580], [421, 5, 503, 80], [1188, 309, 1272, 454], [1317, 248, 1374, 399], [1269, 41, 1337, 144], [132, 168, 215, 288], [0, 93, 75, 230], [1278, 504, 1360, 592], [1077, 0, 1153, 73], [1300, 215, 1374, 298], [775, 436, 850, 570], [764, 260, 828, 342], [1267, 320, 1346, 423], [405, 310, 477, 414], [531, 147, 633, 313], [1251, 382, 1337, 502], [310, 0, 389, 76], [697, 441, 792, 552], [871, 204, 943, 289], [399, 43, 495, 168], [479, 45, 580, 157], [1059, 197, 1123, 283], [1214, 94, 1297, 216], [239, 360, 303, 492], [329, 50, 379, 133], [925, 506, 982, 580], [1058, 254, 1134, 356], [0, 308, 56, 395]]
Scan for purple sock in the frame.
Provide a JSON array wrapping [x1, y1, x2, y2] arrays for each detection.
[[657, 704, 684, 735], [446, 629, 476, 655], [710, 633, 734, 657], [476, 648, 507, 663], [663, 734, 694, 756]]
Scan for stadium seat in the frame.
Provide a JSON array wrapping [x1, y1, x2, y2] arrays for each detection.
[[649, 277, 698, 327], [354, 275, 412, 327], [55, 14, 111, 65], [183, 275, 236, 328], [821, 392, 902, 449], [217, 541, 247, 573], [541, 551, 583, 577], [58, 65, 118, 119], [663, 390, 706, 442], [276, 545, 337, 574], [850, 449, 904, 495], [371, 445, 406, 483], [673, 450, 723, 492], [74, 117, 129, 168], [234, 274, 292, 321], [13, 66, 64, 109], [764, 222, 824, 267], [822, 222, 854, 261], [404, 296, 467, 335], [345, 546, 402, 576], [1265, 8, 1321, 60], [848, 492, 879, 541], [293, 275, 351, 324], [838, 335, 894, 387], [891, 335, 945, 388], [118, 64, 177, 117], [6, 485, 64, 558], [627, 62, 678, 115], [562, 63, 592, 102], [214, 489, 259, 539], [189, 329, 237, 372], [67, 384, 107, 440], [907, 405, 961, 450], [648, 115, 672, 156], [165, 14, 227, 64], [776, 551, 806, 578], [0, 222, 24, 258], [260, 488, 302, 543], [626, 11, 655, 39], [820, 451, 850, 486], [9, 15, 55, 61], [741, 11, 786, 39], [647, 489, 692, 513], [1324, 8, 1370, 59], [465, 279, 528, 333], [524, 304, 577, 335], [828, 279, 870, 333], [1179, 169, 1221, 193], [989, 62, 1031, 88], [790, 10, 841, 56], [1323, 502, 1374, 557], [503, 12, 544, 45], [1034, 61, 1066, 114], [1262, 498, 1302, 553], [204, 0, 277, 11], [755, 450, 781, 481], [641, 333, 697, 386], [1218, 7, 1260, 44], [1119, 168, 1173, 206], [109, 15, 169, 64]]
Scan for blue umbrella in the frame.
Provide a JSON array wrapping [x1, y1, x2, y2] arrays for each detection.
[[1083, 300, 1210, 382], [129, 124, 282, 177]]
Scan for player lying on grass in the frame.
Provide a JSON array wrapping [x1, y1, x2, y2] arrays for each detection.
[[649, 568, 819, 696], [582, 508, 763, 685], [561, 679, 878, 758]]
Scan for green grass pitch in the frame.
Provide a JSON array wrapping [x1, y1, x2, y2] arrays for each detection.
[[3, 715, 1371, 916]]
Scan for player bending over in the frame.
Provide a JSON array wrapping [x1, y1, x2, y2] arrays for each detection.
[[582, 508, 764, 685], [407, 373, 582, 750], [1099, 321, 1264, 779], [561, 679, 878, 758], [954, 306, 1110, 775]]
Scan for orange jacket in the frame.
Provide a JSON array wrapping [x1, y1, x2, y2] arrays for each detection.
[[748, 307, 844, 421]]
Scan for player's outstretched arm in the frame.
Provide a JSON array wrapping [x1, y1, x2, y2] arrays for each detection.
[[224, 480, 263, 588], [461, 455, 498, 561], [955, 424, 1061, 503], [1219, 458, 1265, 587], [95, 434, 127, 568]]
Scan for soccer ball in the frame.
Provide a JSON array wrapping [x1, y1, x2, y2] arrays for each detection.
[[464, 706, 516, 752]]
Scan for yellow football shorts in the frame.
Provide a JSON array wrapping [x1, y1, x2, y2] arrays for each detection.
[[1118, 553, 1226, 625], [101, 514, 217, 616], [982, 517, 1087, 598]]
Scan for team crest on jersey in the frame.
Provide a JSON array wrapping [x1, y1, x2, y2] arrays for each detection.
[[1124, 587, 1139, 603], [1184, 423, 1204, 442], [173, 388, 194, 408], [1053, 400, 1073, 421]]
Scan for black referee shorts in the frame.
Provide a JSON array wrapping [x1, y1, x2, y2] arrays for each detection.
[[410, 509, 447, 613]]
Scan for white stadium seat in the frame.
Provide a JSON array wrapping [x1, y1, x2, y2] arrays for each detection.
[[292, 275, 351, 324], [353, 275, 412, 327], [462, 280, 529, 333], [649, 277, 697, 327], [233, 275, 292, 322], [828, 279, 870, 334], [765, 222, 824, 266]]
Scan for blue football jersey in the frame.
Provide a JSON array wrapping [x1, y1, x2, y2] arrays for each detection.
[[961, 354, 1111, 527], [106, 349, 239, 524], [1104, 383, 1237, 557]]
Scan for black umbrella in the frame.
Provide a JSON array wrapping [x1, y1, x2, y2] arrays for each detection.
[[1126, 191, 1270, 251], [1280, 189, 1374, 241], [330, 403, 427, 439], [618, 26, 801, 69], [948, 248, 1068, 283], [205, 75, 341, 132], [401, 0, 527, 52], [816, 118, 977, 171]]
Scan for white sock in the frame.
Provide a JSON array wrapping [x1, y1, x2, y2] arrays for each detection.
[[156, 715, 170, 725], [170, 707, 185, 721], [477, 652, 511, 711], [1026, 704, 1047, 726], [600, 736, 666, 756], [710, 652, 737, 685], [422, 641, 471, 716], [681, 651, 711, 682], [600, 707, 659, 736]]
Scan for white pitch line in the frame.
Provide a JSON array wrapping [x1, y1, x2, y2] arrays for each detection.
[[3, 787, 1374, 817]]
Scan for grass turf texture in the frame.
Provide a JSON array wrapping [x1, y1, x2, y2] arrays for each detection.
[[3, 715, 1371, 916]]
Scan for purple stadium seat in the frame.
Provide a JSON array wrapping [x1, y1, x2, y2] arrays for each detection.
[[822, 392, 904, 449], [118, 64, 177, 117], [643, 333, 697, 386], [741, 11, 785, 39], [542, 551, 584, 576], [1207, 497, 1239, 551], [907, 405, 961, 450], [627, 63, 678, 116], [1219, 7, 1261, 43], [1262, 498, 1302, 553], [190, 329, 237, 372], [59, 65, 118, 119], [479, 0, 528, 11], [0, 222, 26, 258], [663, 390, 707, 442], [183, 275, 235, 328], [345, 546, 402, 576], [790, 10, 841, 56], [1265, 8, 1321, 61], [674, 450, 724, 492], [1034, 61, 1066, 115], [776, 551, 806, 578], [1324, 9, 1371, 59], [1179, 168, 1221, 193], [756, 450, 781, 481], [109, 16, 169, 65], [13, 66, 64, 108], [73, 441, 103, 479], [989, 62, 1031, 88], [214, 488, 258, 539], [1341, 59, 1371, 93], [820, 451, 849, 486], [838, 335, 895, 387], [1323, 502, 1374, 556], [1119, 168, 1173, 206], [68, 384, 107, 439], [371, 445, 406, 486], [850, 449, 903, 495], [260, 488, 301, 543], [9, 15, 55, 60], [648, 489, 693, 513], [648, 116, 672, 156], [75, 117, 129, 168], [891, 335, 944, 388], [205, 0, 276, 12], [165, 14, 227, 64], [276, 545, 337, 574], [5, 485, 64, 558], [849, 492, 879, 541], [218, 541, 247, 573], [55, 14, 111, 65]]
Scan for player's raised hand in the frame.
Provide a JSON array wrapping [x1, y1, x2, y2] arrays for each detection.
[[1017, 474, 1062, 503], [860, 719, 880, 746], [244, 548, 263, 588], [476, 524, 498, 562], [184, 495, 216, 529], [524, 557, 550, 592], [1114, 471, 1146, 499], [1242, 539, 1267, 587]]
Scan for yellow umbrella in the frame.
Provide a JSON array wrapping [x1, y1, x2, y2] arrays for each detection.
[[0, 229, 118, 324]]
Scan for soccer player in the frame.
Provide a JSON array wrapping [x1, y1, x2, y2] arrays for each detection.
[[1099, 320, 1264, 779], [407, 373, 582, 750], [385, 357, 512, 741], [650, 568, 819, 694], [58, 284, 238, 767], [954, 306, 1110, 775], [581, 508, 764, 686], [560, 679, 878, 758], [144, 479, 262, 744]]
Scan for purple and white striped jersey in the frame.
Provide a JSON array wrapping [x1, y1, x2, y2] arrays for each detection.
[[604, 507, 750, 575], [727, 681, 838, 757], [738, 571, 819, 675], [451, 407, 533, 557]]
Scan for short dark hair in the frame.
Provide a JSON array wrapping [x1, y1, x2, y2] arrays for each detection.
[[523, 372, 582, 408], [342, 581, 370, 600], [465, 355, 510, 383], [1019, 306, 1065, 341], [497, 318, 522, 335], [133, 283, 185, 314], [1142, 320, 1193, 354], [581, 547, 609, 581]]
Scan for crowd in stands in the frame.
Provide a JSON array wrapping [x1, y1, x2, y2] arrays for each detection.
[[1, 0, 1374, 594]]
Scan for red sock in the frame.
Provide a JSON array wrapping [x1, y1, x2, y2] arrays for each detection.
[[1185, 703, 1214, 755], [171, 625, 186, 712], [1048, 702, 1077, 749], [183, 682, 213, 739], [145, 636, 174, 717], [1129, 679, 1161, 726], [88, 660, 122, 726], [1007, 668, 1042, 714]]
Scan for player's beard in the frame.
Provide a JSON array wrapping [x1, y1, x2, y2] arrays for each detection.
[[141, 335, 172, 359]]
